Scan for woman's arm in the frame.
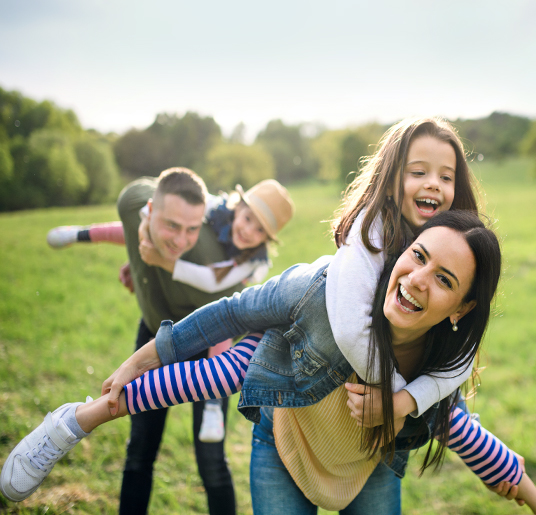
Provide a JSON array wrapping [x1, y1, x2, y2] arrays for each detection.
[[157, 257, 329, 366]]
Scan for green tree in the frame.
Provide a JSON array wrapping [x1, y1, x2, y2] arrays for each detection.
[[75, 137, 120, 203], [311, 129, 349, 182], [203, 143, 275, 192], [114, 112, 222, 178], [255, 119, 317, 183], [520, 119, 536, 179]]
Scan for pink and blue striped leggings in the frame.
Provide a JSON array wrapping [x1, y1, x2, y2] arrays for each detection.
[[123, 332, 521, 488]]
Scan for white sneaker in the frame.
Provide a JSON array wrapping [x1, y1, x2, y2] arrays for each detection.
[[0, 403, 84, 501], [198, 403, 225, 443], [46, 226, 82, 248]]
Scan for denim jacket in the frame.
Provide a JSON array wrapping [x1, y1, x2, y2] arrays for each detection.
[[155, 255, 437, 477]]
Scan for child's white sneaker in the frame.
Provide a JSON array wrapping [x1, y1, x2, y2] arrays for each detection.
[[0, 402, 85, 501], [198, 402, 225, 443], [46, 226, 82, 248]]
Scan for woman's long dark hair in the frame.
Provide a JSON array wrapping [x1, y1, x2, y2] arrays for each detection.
[[362, 211, 501, 471]]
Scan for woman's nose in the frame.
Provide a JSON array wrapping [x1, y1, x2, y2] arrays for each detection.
[[408, 269, 427, 290]]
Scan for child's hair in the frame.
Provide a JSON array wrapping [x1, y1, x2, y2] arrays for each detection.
[[363, 210, 501, 472], [333, 117, 480, 255], [154, 167, 208, 207]]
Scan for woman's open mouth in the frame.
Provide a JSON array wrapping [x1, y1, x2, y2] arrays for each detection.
[[397, 284, 423, 313]]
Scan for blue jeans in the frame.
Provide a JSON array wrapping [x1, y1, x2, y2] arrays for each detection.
[[250, 407, 401, 515]]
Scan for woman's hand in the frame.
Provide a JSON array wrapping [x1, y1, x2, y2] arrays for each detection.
[[101, 339, 162, 416], [346, 383, 385, 427]]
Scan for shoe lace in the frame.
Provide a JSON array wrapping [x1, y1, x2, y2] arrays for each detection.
[[27, 436, 62, 471]]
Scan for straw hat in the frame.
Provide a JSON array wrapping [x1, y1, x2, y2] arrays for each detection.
[[233, 180, 294, 242]]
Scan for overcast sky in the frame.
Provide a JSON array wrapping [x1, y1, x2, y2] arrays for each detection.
[[1, 0, 535, 140]]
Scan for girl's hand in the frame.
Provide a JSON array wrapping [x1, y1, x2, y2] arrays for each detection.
[[139, 240, 175, 273], [346, 383, 385, 427], [138, 217, 151, 244], [101, 339, 162, 416]]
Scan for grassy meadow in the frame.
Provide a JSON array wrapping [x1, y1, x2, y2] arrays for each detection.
[[0, 158, 535, 514]]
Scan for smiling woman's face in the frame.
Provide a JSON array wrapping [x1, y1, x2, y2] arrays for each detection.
[[383, 226, 477, 345]]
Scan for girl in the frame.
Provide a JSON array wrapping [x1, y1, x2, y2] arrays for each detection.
[[47, 179, 295, 443], [3, 213, 535, 512]]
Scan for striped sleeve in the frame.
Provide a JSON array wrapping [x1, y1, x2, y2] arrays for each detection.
[[124, 333, 262, 415], [447, 407, 522, 487]]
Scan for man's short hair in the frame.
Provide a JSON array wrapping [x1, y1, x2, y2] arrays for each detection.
[[154, 167, 207, 207]]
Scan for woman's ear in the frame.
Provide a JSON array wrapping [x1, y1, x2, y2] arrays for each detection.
[[450, 300, 477, 326]]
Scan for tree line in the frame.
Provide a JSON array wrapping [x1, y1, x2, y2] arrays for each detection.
[[1, 85, 535, 211]]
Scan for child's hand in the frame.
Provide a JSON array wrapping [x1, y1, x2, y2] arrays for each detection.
[[139, 239, 161, 266], [346, 383, 385, 427], [138, 217, 150, 244]]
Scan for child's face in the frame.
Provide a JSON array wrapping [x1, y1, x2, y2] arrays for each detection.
[[232, 203, 269, 250], [392, 135, 456, 231]]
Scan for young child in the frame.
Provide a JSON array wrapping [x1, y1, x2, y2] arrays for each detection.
[[46, 179, 295, 443]]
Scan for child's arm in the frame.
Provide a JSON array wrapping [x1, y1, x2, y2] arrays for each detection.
[[171, 260, 269, 293], [326, 211, 407, 391], [138, 240, 175, 273]]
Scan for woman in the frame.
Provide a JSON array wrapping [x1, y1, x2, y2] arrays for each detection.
[[7, 211, 533, 514]]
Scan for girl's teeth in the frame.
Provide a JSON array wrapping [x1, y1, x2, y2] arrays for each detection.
[[400, 285, 423, 309]]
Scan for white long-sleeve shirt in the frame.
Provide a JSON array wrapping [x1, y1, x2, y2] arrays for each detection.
[[325, 210, 473, 417]]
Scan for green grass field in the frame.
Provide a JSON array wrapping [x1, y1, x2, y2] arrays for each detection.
[[1, 157, 535, 514]]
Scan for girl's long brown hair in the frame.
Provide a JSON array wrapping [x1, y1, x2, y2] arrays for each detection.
[[332, 117, 481, 256]]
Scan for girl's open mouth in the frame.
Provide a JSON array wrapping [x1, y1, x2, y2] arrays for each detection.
[[415, 198, 439, 215]]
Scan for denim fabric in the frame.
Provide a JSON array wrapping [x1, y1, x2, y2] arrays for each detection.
[[155, 256, 353, 422], [250, 407, 401, 515], [153, 257, 447, 478], [120, 319, 235, 515]]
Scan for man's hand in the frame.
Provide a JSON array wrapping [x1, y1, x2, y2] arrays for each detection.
[[102, 339, 162, 416], [119, 262, 134, 293]]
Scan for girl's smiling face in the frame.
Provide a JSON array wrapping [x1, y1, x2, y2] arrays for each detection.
[[383, 226, 477, 345], [391, 135, 457, 231], [231, 203, 269, 250]]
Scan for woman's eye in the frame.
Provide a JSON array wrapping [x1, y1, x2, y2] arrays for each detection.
[[412, 249, 425, 263], [438, 275, 452, 289]]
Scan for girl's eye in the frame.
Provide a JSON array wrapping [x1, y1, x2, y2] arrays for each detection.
[[441, 175, 453, 182], [412, 249, 425, 263], [437, 274, 452, 289], [411, 170, 425, 176]]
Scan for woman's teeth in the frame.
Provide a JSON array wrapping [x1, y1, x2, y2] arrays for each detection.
[[398, 284, 423, 312]]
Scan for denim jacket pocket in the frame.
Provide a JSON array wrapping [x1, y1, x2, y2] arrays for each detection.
[[284, 324, 325, 378]]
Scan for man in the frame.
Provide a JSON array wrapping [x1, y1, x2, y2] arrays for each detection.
[[117, 167, 241, 515]]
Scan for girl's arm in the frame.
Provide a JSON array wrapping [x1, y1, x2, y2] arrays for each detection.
[[326, 211, 406, 391], [171, 260, 269, 293]]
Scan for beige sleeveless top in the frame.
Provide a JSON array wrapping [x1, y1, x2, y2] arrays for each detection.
[[273, 373, 380, 511]]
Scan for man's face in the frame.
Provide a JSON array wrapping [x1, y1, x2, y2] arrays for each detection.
[[147, 193, 205, 261]]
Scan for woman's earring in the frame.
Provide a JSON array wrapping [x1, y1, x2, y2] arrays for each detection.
[[452, 319, 458, 332]]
